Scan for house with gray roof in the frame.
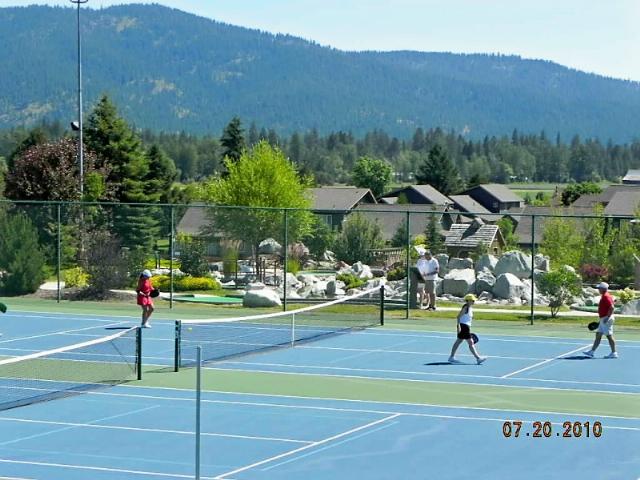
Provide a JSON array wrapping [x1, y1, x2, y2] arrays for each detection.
[[308, 187, 377, 229], [378, 184, 451, 206], [444, 219, 505, 257], [461, 184, 524, 213], [571, 184, 639, 208], [603, 191, 640, 216], [353, 204, 457, 243], [448, 195, 499, 223], [622, 169, 640, 185], [508, 205, 595, 249]]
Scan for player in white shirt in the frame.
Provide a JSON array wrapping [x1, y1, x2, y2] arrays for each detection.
[[416, 249, 439, 310], [448, 294, 486, 365]]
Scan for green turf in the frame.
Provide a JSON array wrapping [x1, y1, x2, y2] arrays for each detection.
[[136, 367, 640, 418]]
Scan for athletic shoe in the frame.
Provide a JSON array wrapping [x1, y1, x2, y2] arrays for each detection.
[[429, 306, 437, 311], [583, 350, 594, 358], [604, 352, 618, 359], [142, 323, 151, 329], [477, 357, 487, 365], [448, 357, 462, 364]]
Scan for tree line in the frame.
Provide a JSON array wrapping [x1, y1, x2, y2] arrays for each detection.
[[2, 115, 639, 196]]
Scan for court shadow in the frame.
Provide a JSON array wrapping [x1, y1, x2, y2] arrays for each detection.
[[424, 362, 461, 366], [561, 355, 591, 360], [104, 326, 134, 330]]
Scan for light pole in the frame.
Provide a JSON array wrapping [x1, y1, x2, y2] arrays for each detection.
[[71, 0, 88, 198]]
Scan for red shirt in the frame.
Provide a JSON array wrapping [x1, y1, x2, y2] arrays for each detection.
[[598, 292, 614, 317], [137, 277, 152, 296]]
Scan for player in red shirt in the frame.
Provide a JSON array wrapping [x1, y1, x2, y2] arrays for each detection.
[[136, 269, 155, 328], [583, 282, 617, 358]]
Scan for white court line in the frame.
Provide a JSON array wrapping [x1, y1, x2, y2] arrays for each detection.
[[0, 417, 310, 444], [0, 406, 158, 446], [501, 344, 591, 379], [0, 459, 202, 479], [263, 418, 398, 471], [214, 414, 401, 479], [0, 321, 128, 345], [294, 344, 553, 361]]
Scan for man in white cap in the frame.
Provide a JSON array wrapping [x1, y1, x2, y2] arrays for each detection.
[[416, 247, 439, 310], [583, 282, 618, 358]]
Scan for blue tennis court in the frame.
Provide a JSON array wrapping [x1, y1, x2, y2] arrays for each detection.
[[0, 309, 638, 479]]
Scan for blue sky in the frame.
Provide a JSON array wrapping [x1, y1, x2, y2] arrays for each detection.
[[2, 0, 638, 81]]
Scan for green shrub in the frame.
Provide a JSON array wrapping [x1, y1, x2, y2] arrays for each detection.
[[286, 258, 301, 274], [64, 267, 89, 288], [152, 274, 220, 292], [538, 268, 582, 317], [0, 211, 47, 295], [178, 235, 209, 277], [333, 213, 384, 264], [618, 287, 636, 305], [222, 248, 239, 279], [336, 273, 365, 290], [386, 266, 406, 281], [177, 276, 219, 291]]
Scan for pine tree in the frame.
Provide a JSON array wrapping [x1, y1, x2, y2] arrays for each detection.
[[85, 95, 160, 249], [424, 214, 444, 254], [414, 145, 463, 195], [220, 116, 246, 163]]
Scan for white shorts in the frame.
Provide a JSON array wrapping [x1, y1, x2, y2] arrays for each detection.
[[597, 316, 614, 335]]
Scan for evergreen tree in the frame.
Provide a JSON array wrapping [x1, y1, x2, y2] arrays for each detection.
[[220, 116, 246, 164], [424, 214, 445, 253], [415, 144, 463, 195], [85, 95, 160, 249]]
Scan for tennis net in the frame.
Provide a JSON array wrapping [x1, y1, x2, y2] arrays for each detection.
[[175, 285, 385, 370], [0, 326, 141, 411]]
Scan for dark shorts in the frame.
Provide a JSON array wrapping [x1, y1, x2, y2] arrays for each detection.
[[457, 323, 471, 340]]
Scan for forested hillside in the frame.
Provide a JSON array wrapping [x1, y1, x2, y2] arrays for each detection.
[[1, 4, 640, 141]]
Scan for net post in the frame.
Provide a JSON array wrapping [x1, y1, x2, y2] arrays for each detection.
[[379, 285, 385, 326], [136, 326, 143, 380], [195, 345, 202, 480], [290, 312, 296, 346], [174, 320, 181, 372], [530, 214, 536, 326]]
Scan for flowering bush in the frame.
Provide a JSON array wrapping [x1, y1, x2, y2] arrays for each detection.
[[579, 264, 609, 283]]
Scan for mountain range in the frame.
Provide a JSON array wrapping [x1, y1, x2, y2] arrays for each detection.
[[1, 4, 640, 141]]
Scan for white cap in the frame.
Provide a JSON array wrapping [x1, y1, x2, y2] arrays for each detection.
[[596, 282, 609, 290], [142, 269, 152, 278], [415, 246, 426, 256]]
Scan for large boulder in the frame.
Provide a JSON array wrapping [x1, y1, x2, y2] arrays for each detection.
[[352, 261, 374, 280], [435, 254, 449, 277], [475, 270, 496, 294], [258, 238, 282, 255], [448, 257, 474, 270], [621, 300, 640, 315], [493, 273, 526, 300], [534, 254, 551, 272], [494, 251, 533, 279], [443, 269, 476, 297], [243, 288, 282, 307], [475, 254, 498, 273]]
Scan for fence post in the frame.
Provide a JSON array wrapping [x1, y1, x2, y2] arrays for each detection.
[[380, 284, 385, 326], [283, 209, 288, 312], [170, 205, 175, 309], [405, 211, 410, 319], [530, 214, 535, 325], [57, 203, 62, 303]]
